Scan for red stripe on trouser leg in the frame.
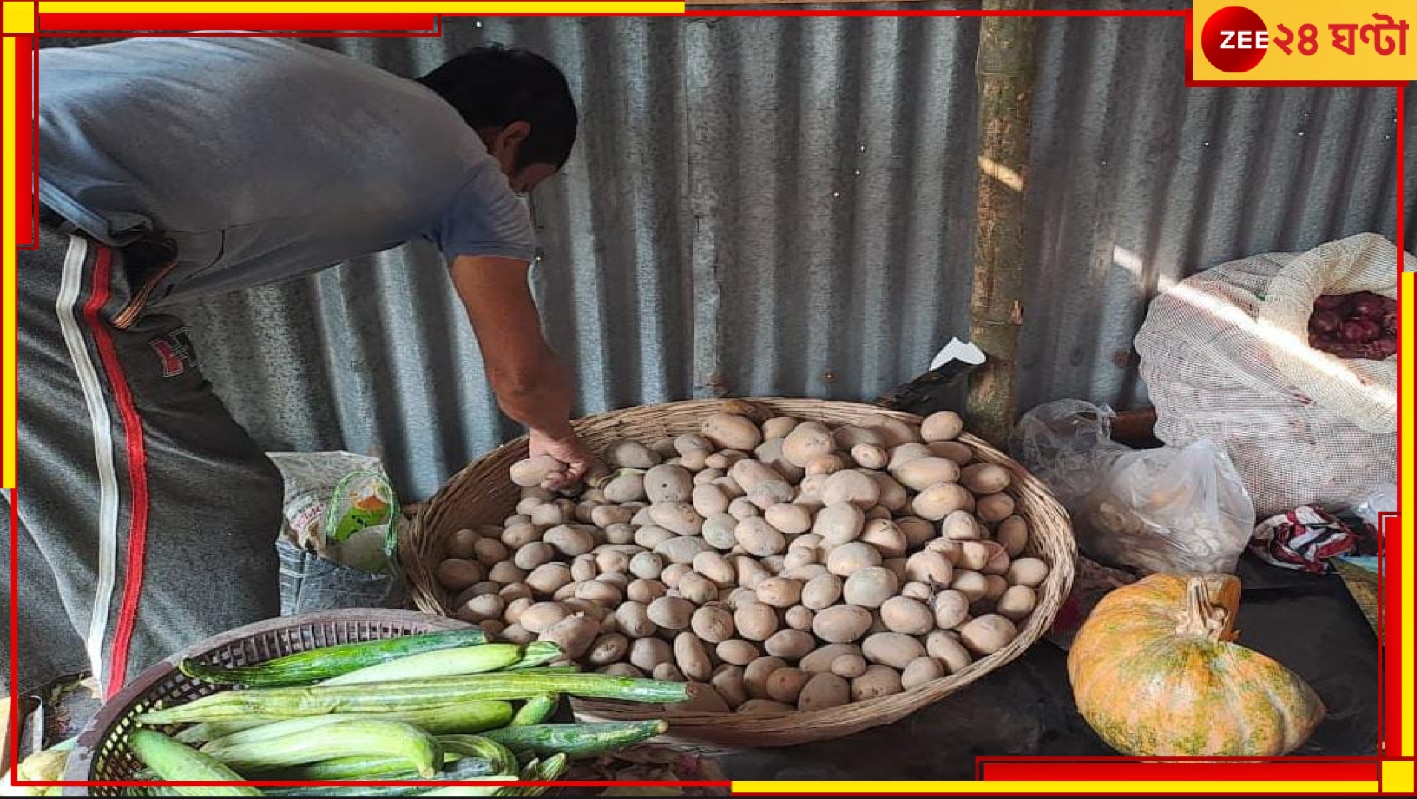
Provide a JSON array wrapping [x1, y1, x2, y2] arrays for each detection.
[[80, 244, 151, 697]]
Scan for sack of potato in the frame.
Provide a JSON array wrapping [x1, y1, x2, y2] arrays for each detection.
[[431, 405, 1063, 717]]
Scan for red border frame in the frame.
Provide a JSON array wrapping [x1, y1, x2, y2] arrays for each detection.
[[5, 5, 1407, 793], [975, 759, 1381, 782], [7, 497, 17, 778], [13, 32, 29, 247], [39, 12, 443, 33], [1380, 511, 1402, 758]]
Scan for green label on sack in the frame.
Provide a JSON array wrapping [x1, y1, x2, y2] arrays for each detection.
[[334, 500, 391, 541]]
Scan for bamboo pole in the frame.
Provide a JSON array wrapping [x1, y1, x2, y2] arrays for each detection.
[[967, 0, 1038, 445]]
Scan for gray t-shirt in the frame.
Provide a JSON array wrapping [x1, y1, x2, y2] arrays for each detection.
[[39, 36, 536, 305]]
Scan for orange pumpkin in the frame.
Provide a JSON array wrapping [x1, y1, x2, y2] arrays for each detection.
[[1067, 573, 1325, 756]]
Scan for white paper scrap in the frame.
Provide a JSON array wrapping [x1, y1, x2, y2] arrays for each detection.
[[929, 338, 987, 371]]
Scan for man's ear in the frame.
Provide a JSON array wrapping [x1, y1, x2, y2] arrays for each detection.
[[490, 121, 533, 174]]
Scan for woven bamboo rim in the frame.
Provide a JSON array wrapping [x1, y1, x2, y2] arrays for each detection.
[[405, 398, 1077, 747]]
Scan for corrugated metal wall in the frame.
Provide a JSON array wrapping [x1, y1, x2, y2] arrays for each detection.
[[41, 12, 1416, 499]]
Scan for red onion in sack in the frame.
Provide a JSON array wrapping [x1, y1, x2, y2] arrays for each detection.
[[1308, 310, 1342, 334], [1308, 292, 1395, 359], [1311, 331, 1396, 360], [1350, 295, 1387, 319], [1354, 340, 1391, 361], [1340, 320, 1381, 343]]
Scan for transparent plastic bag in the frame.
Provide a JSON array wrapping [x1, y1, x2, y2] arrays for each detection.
[[1013, 400, 1256, 574], [1009, 399, 1131, 512], [1353, 484, 1397, 529], [1078, 440, 1256, 574]]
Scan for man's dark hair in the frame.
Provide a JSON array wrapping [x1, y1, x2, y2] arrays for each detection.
[[417, 45, 578, 170]]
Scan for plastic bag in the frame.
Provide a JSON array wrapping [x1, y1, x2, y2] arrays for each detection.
[[1353, 484, 1397, 529], [267, 451, 405, 615], [1008, 399, 1130, 511], [1135, 233, 1401, 516], [1013, 401, 1256, 574], [1080, 441, 1256, 574]]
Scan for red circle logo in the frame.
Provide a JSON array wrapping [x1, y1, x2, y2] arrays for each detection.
[[1201, 6, 1269, 72]]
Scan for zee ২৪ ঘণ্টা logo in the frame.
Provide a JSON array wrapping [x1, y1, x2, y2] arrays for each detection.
[[1202, 5, 1271, 72]]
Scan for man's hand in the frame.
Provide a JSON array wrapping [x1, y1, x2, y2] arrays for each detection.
[[529, 427, 593, 492], [449, 255, 588, 489]]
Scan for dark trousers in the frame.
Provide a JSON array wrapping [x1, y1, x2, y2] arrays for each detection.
[[2, 222, 282, 699]]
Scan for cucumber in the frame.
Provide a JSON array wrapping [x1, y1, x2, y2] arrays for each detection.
[[529, 753, 569, 795], [178, 701, 513, 744], [509, 695, 558, 727], [411, 785, 503, 798], [127, 729, 263, 797], [504, 642, 562, 671], [479, 721, 667, 759], [177, 723, 237, 744], [321, 644, 523, 686], [493, 759, 540, 798], [435, 736, 520, 777], [494, 754, 568, 798], [270, 780, 502, 798], [259, 756, 498, 797], [179, 629, 487, 687], [204, 719, 442, 777], [244, 751, 463, 782], [200, 715, 353, 752], [138, 674, 689, 725]]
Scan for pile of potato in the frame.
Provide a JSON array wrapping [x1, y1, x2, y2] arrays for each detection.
[[436, 408, 1051, 714]]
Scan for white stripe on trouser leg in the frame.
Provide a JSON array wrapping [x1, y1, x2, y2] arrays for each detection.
[[54, 234, 121, 688]]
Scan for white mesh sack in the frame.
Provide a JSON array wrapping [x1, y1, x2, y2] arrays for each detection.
[[1134, 233, 1400, 518]]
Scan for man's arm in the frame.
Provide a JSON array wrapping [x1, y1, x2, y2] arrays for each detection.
[[450, 255, 591, 488]]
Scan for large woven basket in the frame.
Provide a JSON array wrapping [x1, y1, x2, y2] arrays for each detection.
[[61, 609, 468, 795], [405, 398, 1076, 747]]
